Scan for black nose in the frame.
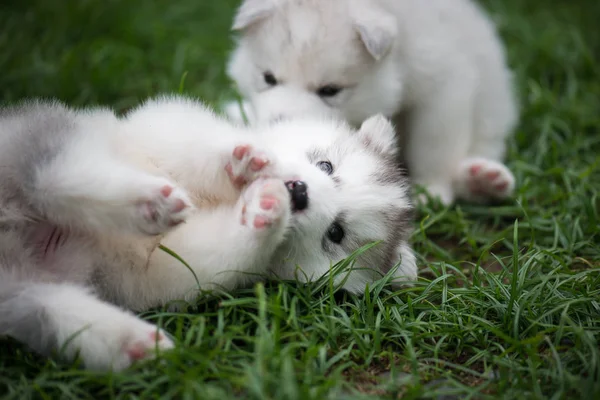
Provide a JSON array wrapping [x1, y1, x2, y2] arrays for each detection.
[[285, 180, 309, 211]]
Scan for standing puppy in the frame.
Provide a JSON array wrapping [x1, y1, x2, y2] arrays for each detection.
[[226, 0, 519, 205]]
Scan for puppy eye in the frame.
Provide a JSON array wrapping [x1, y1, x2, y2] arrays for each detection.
[[316, 85, 342, 97], [316, 160, 333, 175], [327, 222, 345, 244], [263, 71, 278, 86]]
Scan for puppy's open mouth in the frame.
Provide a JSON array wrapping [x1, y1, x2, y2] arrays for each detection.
[[285, 180, 309, 212]]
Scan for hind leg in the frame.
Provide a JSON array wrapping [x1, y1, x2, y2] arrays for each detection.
[[30, 134, 194, 235], [0, 278, 174, 371]]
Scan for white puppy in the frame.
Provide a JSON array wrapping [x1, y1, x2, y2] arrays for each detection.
[[0, 95, 416, 371], [225, 0, 519, 205]]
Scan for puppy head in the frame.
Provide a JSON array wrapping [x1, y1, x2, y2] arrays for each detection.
[[227, 0, 403, 127], [260, 114, 417, 293]]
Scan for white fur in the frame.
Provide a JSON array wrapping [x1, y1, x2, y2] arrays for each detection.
[[0, 95, 416, 370], [225, 0, 519, 205]]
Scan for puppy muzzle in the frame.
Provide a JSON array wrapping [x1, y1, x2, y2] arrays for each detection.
[[285, 180, 309, 212]]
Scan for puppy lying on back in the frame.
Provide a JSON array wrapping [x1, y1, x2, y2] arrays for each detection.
[[0, 95, 416, 371]]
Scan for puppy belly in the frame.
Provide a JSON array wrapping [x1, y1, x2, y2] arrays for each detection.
[[25, 222, 96, 283]]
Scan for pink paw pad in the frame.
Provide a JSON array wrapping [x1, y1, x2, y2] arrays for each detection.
[[260, 196, 278, 210], [463, 159, 515, 200], [171, 199, 187, 213], [250, 157, 268, 171], [469, 165, 482, 176], [240, 178, 289, 232], [125, 331, 168, 362], [126, 342, 147, 361], [226, 145, 271, 188], [253, 215, 270, 229], [233, 145, 251, 160], [160, 185, 173, 197]]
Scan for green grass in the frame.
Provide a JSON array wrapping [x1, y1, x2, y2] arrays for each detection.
[[1, 0, 599, 398]]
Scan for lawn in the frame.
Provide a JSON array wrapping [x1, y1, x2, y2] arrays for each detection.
[[1, 0, 599, 398]]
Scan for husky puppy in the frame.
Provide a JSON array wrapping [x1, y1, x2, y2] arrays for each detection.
[[0, 95, 416, 371], [225, 0, 519, 205]]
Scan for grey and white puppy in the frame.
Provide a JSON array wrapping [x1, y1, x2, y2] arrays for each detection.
[[0, 95, 416, 371]]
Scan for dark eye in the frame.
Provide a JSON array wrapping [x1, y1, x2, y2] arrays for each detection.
[[327, 222, 345, 244], [316, 160, 333, 175], [316, 85, 342, 97], [263, 71, 277, 86]]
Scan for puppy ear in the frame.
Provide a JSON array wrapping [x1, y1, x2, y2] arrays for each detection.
[[232, 0, 276, 31], [357, 114, 398, 158], [352, 6, 397, 60]]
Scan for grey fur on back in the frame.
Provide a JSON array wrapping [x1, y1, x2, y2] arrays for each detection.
[[0, 100, 77, 223], [0, 100, 116, 225]]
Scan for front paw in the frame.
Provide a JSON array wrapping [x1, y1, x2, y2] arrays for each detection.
[[225, 144, 275, 188], [240, 178, 291, 232], [134, 182, 194, 235], [458, 158, 515, 202]]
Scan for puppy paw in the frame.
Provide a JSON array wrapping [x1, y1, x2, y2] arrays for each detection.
[[457, 158, 515, 202], [133, 182, 194, 235], [225, 145, 274, 188], [119, 326, 175, 368], [240, 178, 290, 231], [72, 313, 174, 372]]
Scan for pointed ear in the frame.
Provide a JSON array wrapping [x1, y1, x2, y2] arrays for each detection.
[[356, 114, 398, 158], [232, 0, 276, 31], [353, 6, 397, 60]]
